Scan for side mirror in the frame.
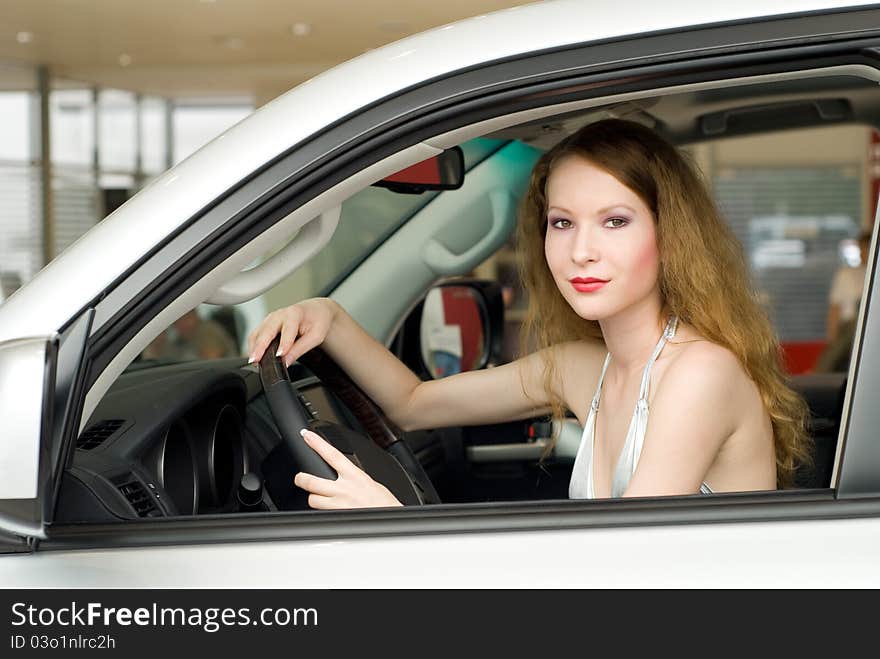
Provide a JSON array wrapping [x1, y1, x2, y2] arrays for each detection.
[[372, 147, 465, 194], [0, 336, 55, 541], [420, 286, 486, 378], [393, 280, 505, 380]]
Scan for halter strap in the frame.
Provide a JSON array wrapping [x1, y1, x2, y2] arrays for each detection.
[[592, 314, 678, 410], [638, 314, 678, 400], [590, 353, 612, 412]]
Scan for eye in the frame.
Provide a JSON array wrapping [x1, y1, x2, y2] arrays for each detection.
[[605, 217, 629, 229], [549, 218, 572, 230]]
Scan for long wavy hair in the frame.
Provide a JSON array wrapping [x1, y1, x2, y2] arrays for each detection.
[[516, 118, 811, 489]]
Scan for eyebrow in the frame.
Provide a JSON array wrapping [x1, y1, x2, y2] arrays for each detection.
[[547, 204, 638, 216]]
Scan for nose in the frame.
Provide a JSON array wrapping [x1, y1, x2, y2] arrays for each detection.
[[570, 224, 599, 265]]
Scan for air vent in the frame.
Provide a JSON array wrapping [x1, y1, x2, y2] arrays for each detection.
[[77, 419, 125, 450], [115, 477, 162, 518]]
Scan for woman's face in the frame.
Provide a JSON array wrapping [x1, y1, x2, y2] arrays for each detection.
[[543, 154, 660, 321]]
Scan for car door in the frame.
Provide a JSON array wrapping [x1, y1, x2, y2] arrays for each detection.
[[3, 2, 880, 586]]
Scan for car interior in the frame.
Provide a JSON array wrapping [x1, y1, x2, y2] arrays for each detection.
[[57, 64, 878, 522]]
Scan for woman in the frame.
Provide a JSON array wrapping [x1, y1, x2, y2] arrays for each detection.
[[247, 119, 811, 508]]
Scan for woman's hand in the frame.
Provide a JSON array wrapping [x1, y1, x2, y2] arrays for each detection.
[[293, 429, 403, 509], [247, 298, 338, 367]]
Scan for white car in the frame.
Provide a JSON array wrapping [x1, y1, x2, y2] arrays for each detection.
[[1, 0, 879, 587]]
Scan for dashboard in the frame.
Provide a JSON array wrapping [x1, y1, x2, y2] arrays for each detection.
[[57, 358, 358, 522]]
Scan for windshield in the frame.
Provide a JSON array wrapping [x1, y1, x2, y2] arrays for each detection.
[[135, 137, 507, 366]]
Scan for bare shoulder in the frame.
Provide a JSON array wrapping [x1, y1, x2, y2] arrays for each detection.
[[663, 334, 750, 390], [658, 332, 760, 428], [645, 327, 775, 491], [665, 336, 743, 376]]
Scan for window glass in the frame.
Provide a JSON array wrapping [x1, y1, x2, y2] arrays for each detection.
[[0, 64, 40, 302], [140, 96, 168, 175], [0, 92, 34, 161], [259, 137, 506, 312], [136, 137, 508, 362], [50, 88, 94, 167], [98, 89, 137, 173], [49, 84, 102, 262], [172, 102, 252, 165]]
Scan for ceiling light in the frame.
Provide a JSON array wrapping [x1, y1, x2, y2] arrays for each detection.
[[16, 31, 34, 44], [118, 54, 132, 67], [291, 23, 311, 37]]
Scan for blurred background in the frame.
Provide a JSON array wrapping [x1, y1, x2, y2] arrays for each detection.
[[0, 0, 529, 296]]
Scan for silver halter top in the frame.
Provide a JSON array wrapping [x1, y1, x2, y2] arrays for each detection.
[[568, 315, 713, 499]]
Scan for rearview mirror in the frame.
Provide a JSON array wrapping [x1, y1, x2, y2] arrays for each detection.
[[372, 147, 465, 194]]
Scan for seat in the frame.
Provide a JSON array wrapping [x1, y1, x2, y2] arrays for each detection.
[[789, 373, 847, 489]]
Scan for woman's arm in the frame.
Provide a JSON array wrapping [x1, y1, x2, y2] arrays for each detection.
[[250, 297, 596, 433], [248, 298, 606, 509], [327, 300, 606, 430]]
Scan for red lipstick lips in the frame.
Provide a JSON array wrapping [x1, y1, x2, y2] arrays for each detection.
[[569, 277, 609, 293]]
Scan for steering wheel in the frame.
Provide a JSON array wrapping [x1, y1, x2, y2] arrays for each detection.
[[257, 335, 441, 509]]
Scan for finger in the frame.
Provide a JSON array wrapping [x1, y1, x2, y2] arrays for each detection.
[[301, 429, 358, 476], [247, 324, 266, 357], [284, 331, 322, 367], [246, 324, 261, 356], [307, 493, 336, 510], [277, 309, 303, 359], [250, 316, 283, 363], [293, 471, 337, 496], [250, 316, 279, 362]]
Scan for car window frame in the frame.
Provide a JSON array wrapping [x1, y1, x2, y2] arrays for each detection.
[[43, 7, 880, 551]]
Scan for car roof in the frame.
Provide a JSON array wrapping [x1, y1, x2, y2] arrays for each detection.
[[0, 0, 876, 341]]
